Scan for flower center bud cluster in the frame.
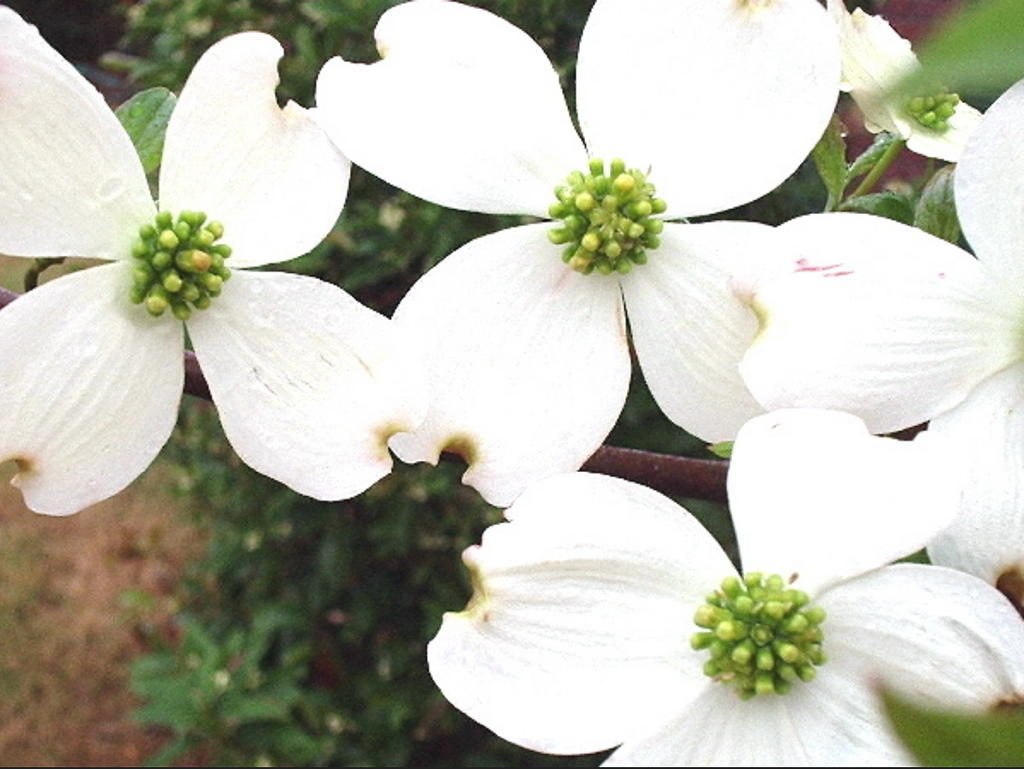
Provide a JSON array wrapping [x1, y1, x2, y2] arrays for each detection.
[[547, 158, 666, 276], [905, 90, 960, 133], [691, 572, 827, 699], [129, 210, 233, 320]]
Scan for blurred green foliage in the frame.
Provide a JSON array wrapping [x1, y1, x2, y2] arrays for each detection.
[[899, 0, 1024, 100]]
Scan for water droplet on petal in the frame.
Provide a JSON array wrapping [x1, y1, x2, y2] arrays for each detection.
[[97, 177, 125, 202]]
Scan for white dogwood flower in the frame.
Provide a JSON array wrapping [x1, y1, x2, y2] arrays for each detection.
[[736, 78, 1024, 607], [738, 80, 1024, 434], [827, 0, 981, 161], [316, 0, 840, 506], [428, 410, 1024, 765], [0, 8, 424, 515]]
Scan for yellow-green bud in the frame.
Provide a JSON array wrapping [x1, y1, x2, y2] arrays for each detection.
[[158, 229, 179, 250]]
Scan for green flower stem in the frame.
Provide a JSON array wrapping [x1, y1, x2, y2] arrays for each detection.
[[849, 138, 907, 199], [23, 257, 65, 291]]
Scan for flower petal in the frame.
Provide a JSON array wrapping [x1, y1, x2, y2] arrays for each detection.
[[955, 78, 1024, 283], [621, 222, 772, 442], [428, 472, 732, 755], [576, 0, 839, 218], [389, 224, 630, 507], [0, 263, 182, 515], [605, 673, 910, 767], [316, 0, 586, 217], [827, 0, 918, 137], [186, 270, 425, 501], [822, 564, 1024, 709], [159, 32, 349, 269], [0, 7, 154, 260], [739, 213, 1024, 434], [927, 362, 1024, 584], [729, 410, 960, 596]]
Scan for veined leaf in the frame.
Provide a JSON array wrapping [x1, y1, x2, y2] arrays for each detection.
[[115, 87, 176, 175]]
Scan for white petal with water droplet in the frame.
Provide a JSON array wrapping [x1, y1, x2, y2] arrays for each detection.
[[0, 263, 182, 515], [0, 8, 154, 260], [389, 224, 630, 507], [160, 32, 349, 268], [187, 270, 426, 500]]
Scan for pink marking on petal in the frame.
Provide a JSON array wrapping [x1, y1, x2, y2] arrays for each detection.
[[794, 258, 853, 277], [794, 257, 845, 273]]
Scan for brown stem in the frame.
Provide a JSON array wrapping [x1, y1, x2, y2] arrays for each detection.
[[581, 446, 728, 502], [0, 285, 728, 499]]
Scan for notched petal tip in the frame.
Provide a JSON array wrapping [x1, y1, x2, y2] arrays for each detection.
[[736, 0, 779, 14], [456, 544, 493, 621], [375, 421, 409, 461], [747, 296, 770, 342], [209, 29, 284, 69], [160, 30, 348, 269], [441, 434, 480, 467], [5, 455, 35, 488]]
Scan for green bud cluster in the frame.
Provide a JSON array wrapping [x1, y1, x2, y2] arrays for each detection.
[[129, 210, 232, 320], [547, 158, 666, 276], [691, 572, 827, 699], [905, 90, 960, 132]]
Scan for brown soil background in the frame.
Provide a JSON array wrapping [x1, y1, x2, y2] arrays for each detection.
[[0, 462, 199, 766]]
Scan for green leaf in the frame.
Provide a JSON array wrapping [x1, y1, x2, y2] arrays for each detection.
[[914, 166, 961, 243], [115, 87, 176, 175], [219, 692, 294, 724], [838, 191, 915, 225], [707, 441, 733, 460], [236, 722, 327, 764], [883, 688, 1024, 766], [896, 548, 932, 565], [130, 653, 181, 687], [898, 0, 1024, 97], [811, 116, 848, 211], [134, 684, 201, 731], [847, 132, 900, 182]]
